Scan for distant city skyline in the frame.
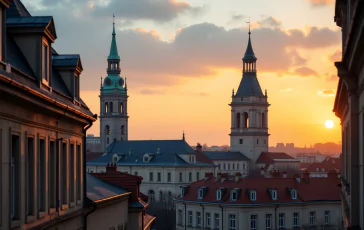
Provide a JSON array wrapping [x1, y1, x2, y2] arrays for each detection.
[[23, 0, 341, 146]]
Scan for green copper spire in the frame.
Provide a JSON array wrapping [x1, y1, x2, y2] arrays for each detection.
[[108, 14, 120, 60]]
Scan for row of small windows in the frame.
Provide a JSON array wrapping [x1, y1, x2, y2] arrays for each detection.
[[147, 189, 173, 203], [148, 172, 200, 182], [178, 211, 330, 229], [105, 125, 125, 135], [217, 162, 246, 171], [182, 187, 297, 202], [104, 101, 124, 114], [235, 112, 265, 128], [239, 138, 267, 145]]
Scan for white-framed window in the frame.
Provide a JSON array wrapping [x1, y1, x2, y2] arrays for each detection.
[[179, 172, 183, 182], [206, 213, 211, 227], [189, 172, 192, 182], [178, 210, 182, 225], [196, 172, 200, 180], [231, 190, 238, 201], [188, 211, 193, 226], [309, 211, 315, 226], [325, 211, 330, 225], [250, 191, 256, 201], [265, 214, 272, 230], [293, 212, 299, 228], [278, 213, 285, 229], [232, 164, 235, 170], [196, 212, 201, 227], [291, 189, 297, 200], [143, 156, 149, 162], [189, 155, 195, 163], [229, 214, 236, 230], [250, 214, 257, 230], [167, 172, 171, 182], [149, 172, 153, 181], [214, 213, 220, 229], [271, 190, 277, 200], [216, 190, 222, 200], [157, 172, 161, 182], [198, 189, 203, 199]]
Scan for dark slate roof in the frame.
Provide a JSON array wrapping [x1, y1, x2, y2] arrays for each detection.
[[203, 151, 250, 161], [235, 72, 264, 97], [86, 173, 129, 202], [7, 0, 31, 18], [87, 140, 214, 167], [243, 33, 257, 61], [6, 16, 52, 28], [53, 54, 81, 67]]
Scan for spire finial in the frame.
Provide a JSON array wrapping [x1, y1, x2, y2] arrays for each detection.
[[232, 88, 234, 96], [112, 14, 115, 35], [246, 16, 251, 35], [182, 130, 185, 140]]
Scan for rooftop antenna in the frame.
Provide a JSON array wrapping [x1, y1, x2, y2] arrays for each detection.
[[182, 130, 185, 141]]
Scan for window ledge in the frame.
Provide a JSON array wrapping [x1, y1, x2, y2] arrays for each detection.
[[49, 208, 56, 214], [11, 220, 20, 228], [39, 211, 47, 219], [61, 204, 69, 210], [26, 215, 36, 223], [69, 202, 75, 208], [76, 200, 82, 205]]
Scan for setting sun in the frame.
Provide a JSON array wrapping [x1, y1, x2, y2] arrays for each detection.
[[325, 120, 334, 129]]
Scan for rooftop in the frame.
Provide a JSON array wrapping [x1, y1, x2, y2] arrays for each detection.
[[203, 151, 250, 161]]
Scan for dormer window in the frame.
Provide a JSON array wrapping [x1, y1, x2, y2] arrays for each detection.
[[217, 190, 222, 200], [113, 155, 118, 162], [143, 156, 149, 162], [181, 188, 185, 198], [231, 191, 238, 201], [249, 190, 257, 201], [198, 189, 203, 199], [188, 155, 195, 163], [42, 42, 49, 82], [291, 189, 297, 200], [270, 189, 277, 200]]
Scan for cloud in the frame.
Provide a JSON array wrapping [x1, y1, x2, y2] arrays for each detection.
[[328, 50, 341, 62], [257, 16, 281, 28], [317, 89, 336, 97], [306, 0, 334, 7], [288, 50, 307, 66], [280, 88, 292, 92], [199, 92, 209, 96], [139, 89, 165, 95], [228, 14, 245, 24], [293, 67, 318, 77]]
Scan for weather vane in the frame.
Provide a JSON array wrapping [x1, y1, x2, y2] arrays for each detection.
[[245, 16, 251, 34]]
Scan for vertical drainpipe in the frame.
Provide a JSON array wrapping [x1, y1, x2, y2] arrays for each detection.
[[219, 205, 224, 230]]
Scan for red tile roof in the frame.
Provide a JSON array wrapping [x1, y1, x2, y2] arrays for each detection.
[[306, 157, 342, 173], [176, 172, 340, 205]]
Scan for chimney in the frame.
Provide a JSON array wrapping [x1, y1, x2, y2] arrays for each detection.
[[106, 163, 117, 173], [282, 171, 287, 178], [302, 170, 310, 182], [204, 172, 213, 180], [216, 172, 222, 180], [260, 167, 265, 176], [235, 172, 242, 182], [196, 143, 202, 151]]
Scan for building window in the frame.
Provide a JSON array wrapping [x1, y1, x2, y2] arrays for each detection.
[[105, 102, 108, 113], [49, 141, 56, 208], [42, 43, 48, 81], [271, 190, 277, 200], [237, 163, 239, 170], [325, 211, 330, 225], [214, 213, 220, 229], [231, 190, 238, 201], [250, 191, 256, 201], [148, 190, 155, 203], [228, 164, 230, 170], [180, 188, 184, 198], [229, 214, 236, 230], [278, 213, 285, 229], [223, 164, 226, 170], [250, 215, 257, 230], [189, 155, 195, 163], [198, 189, 203, 199], [76, 145, 81, 201], [157, 172, 161, 182], [105, 125, 110, 135], [206, 213, 211, 227], [196, 172, 200, 180], [61, 142, 67, 205], [11, 135, 20, 220], [293, 212, 299, 228], [243, 164, 245, 170], [121, 125, 124, 135], [232, 163, 235, 170], [27, 137, 35, 216], [266, 214, 272, 230], [239, 139, 243, 144], [69, 144, 75, 204], [189, 172, 192, 182], [257, 139, 259, 144], [110, 102, 113, 113], [178, 210, 182, 225], [188, 211, 193, 226], [196, 211, 201, 227], [144, 156, 149, 162], [216, 190, 222, 200], [309, 211, 315, 226], [149, 172, 153, 181], [291, 189, 297, 200], [167, 172, 171, 182], [120, 102, 123, 114], [38, 139, 46, 212], [179, 172, 183, 182]]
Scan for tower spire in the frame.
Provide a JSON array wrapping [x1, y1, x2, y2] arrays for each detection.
[[108, 14, 120, 60], [243, 18, 256, 61], [182, 130, 185, 140]]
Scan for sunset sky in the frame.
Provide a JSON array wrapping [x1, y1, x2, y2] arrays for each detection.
[[23, 0, 341, 147]]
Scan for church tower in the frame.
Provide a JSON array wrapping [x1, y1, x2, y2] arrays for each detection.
[[99, 17, 128, 150], [229, 27, 270, 162]]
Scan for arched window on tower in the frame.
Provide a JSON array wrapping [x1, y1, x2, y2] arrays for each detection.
[[121, 125, 124, 135], [105, 102, 108, 113], [236, 113, 241, 128], [110, 102, 113, 113], [244, 112, 249, 128], [262, 113, 265, 128], [120, 102, 123, 114], [105, 125, 110, 135]]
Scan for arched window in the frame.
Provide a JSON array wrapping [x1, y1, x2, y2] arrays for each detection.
[[105, 102, 108, 113], [120, 102, 123, 114], [105, 125, 110, 135], [148, 190, 155, 203], [110, 102, 113, 113], [236, 113, 241, 128], [121, 125, 124, 135], [262, 113, 265, 128], [244, 112, 249, 128]]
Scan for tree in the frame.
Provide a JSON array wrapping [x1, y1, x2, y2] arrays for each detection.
[[221, 145, 230, 152], [202, 143, 209, 151]]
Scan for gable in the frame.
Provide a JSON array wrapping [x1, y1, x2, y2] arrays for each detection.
[[45, 17, 57, 41]]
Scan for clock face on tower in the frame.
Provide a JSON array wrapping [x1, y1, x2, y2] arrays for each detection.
[[105, 78, 111, 86]]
